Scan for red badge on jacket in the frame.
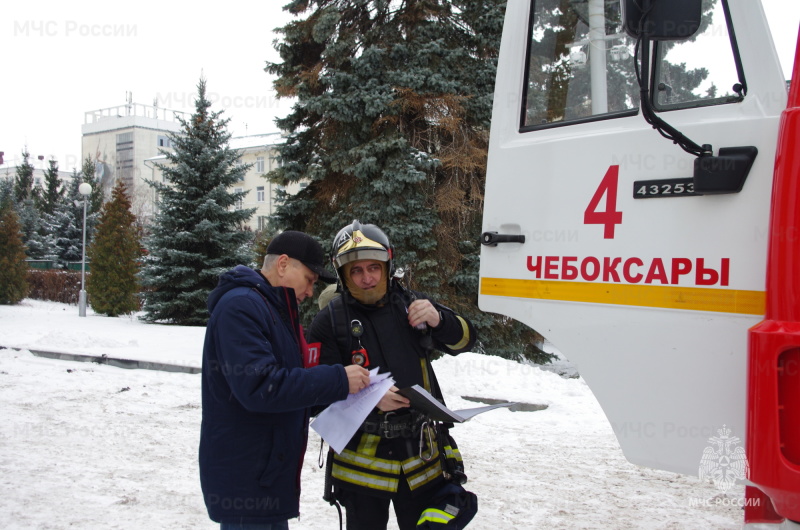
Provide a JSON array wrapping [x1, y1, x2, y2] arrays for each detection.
[[305, 342, 321, 368], [299, 325, 321, 368]]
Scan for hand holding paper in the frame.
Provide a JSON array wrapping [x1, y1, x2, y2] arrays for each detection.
[[376, 386, 410, 412], [344, 364, 371, 393], [311, 368, 395, 454]]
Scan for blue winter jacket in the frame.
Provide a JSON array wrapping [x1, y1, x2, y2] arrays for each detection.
[[199, 265, 348, 524]]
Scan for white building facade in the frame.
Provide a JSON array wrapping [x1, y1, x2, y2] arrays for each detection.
[[0, 164, 73, 190], [82, 102, 295, 232]]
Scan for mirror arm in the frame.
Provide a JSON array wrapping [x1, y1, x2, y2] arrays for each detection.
[[636, 32, 710, 159]]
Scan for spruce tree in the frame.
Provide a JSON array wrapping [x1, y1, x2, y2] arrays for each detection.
[[268, 1, 551, 361], [38, 159, 64, 216], [139, 79, 255, 325], [87, 179, 141, 316], [0, 202, 30, 304], [0, 179, 13, 209], [13, 150, 36, 203], [11, 150, 51, 260], [80, 155, 104, 218], [44, 173, 95, 267], [16, 198, 50, 260]]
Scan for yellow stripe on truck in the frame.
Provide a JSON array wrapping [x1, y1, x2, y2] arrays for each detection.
[[480, 277, 765, 315]]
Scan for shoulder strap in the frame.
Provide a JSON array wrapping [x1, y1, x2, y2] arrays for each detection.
[[328, 295, 352, 362]]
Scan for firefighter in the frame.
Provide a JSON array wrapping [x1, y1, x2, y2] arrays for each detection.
[[308, 220, 477, 530]]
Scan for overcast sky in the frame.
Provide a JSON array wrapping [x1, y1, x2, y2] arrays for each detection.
[[1, 1, 797, 174]]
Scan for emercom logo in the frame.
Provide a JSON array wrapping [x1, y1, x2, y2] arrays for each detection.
[[698, 425, 750, 493]]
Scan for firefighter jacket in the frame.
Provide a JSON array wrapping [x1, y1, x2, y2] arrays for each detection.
[[308, 284, 476, 498]]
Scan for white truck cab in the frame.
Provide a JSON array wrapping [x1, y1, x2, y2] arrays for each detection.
[[479, 0, 798, 525]]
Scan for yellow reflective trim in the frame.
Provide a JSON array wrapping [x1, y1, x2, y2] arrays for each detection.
[[417, 508, 455, 525], [331, 463, 399, 492], [445, 316, 471, 350], [402, 456, 427, 474], [334, 449, 402, 474], [480, 277, 765, 315], [356, 432, 380, 457], [407, 460, 443, 490], [402, 443, 439, 473], [444, 445, 462, 462], [420, 358, 431, 392], [402, 453, 439, 474]]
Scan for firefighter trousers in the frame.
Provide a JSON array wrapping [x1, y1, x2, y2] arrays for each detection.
[[337, 473, 434, 530]]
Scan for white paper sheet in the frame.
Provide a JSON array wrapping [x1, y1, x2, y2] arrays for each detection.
[[310, 368, 395, 454], [397, 384, 517, 422]]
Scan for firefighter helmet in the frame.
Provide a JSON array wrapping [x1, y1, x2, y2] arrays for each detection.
[[331, 220, 394, 274]]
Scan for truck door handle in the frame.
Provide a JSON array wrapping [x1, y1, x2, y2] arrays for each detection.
[[481, 232, 526, 247]]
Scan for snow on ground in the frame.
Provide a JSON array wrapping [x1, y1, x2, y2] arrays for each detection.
[[0, 300, 745, 529]]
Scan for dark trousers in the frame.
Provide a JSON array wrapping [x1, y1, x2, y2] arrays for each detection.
[[339, 477, 431, 530]]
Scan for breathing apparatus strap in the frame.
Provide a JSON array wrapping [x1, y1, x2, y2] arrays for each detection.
[[322, 445, 343, 530], [328, 295, 353, 363]]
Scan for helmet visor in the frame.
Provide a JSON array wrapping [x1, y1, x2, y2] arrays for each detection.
[[333, 229, 390, 268]]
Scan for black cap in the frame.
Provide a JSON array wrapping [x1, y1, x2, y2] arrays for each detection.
[[267, 231, 337, 283]]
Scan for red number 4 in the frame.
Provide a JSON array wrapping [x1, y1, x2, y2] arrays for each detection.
[[584, 165, 622, 239]]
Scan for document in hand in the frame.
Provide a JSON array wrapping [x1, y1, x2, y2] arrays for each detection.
[[397, 385, 516, 423], [310, 368, 395, 454]]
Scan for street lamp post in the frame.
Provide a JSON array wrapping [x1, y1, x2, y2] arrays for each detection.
[[78, 182, 92, 317]]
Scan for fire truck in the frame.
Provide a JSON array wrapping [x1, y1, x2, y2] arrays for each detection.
[[478, 0, 798, 526]]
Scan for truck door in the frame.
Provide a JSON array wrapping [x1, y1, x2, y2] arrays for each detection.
[[479, 0, 787, 478]]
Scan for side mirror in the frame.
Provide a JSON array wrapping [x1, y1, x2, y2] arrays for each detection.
[[621, 0, 702, 41], [693, 147, 758, 195]]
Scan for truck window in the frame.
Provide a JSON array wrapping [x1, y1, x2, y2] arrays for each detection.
[[652, 0, 744, 110], [522, 0, 639, 130]]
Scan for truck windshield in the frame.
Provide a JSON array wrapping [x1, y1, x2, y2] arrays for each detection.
[[522, 0, 639, 129], [652, 0, 744, 110], [522, 0, 742, 129]]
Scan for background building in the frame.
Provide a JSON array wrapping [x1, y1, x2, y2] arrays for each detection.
[[0, 162, 72, 189], [228, 133, 303, 233], [81, 99, 186, 220], [82, 99, 292, 231]]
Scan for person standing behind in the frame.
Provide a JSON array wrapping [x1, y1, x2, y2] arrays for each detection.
[[200, 230, 371, 529], [309, 221, 477, 530]]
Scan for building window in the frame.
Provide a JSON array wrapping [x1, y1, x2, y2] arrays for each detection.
[[256, 157, 265, 173], [157, 135, 172, 148], [234, 187, 243, 210], [256, 186, 265, 202], [258, 216, 269, 231], [116, 132, 135, 190]]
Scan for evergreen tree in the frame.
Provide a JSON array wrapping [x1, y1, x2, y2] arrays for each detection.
[[80, 155, 104, 217], [268, 0, 551, 361], [251, 229, 272, 268], [0, 178, 13, 208], [87, 179, 141, 316], [0, 202, 30, 304], [16, 198, 50, 260], [13, 150, 36, 203], [11, 150, 51, 260], [139, 79, 255, 325], [37, 159, 64, 216], [44, 173, 94, 267]]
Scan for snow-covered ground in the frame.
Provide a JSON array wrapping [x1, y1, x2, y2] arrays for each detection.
[[0, 300, 746, 529]]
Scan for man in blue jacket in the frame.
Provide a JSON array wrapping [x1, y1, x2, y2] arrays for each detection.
[[200, 230, 370, 529]]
